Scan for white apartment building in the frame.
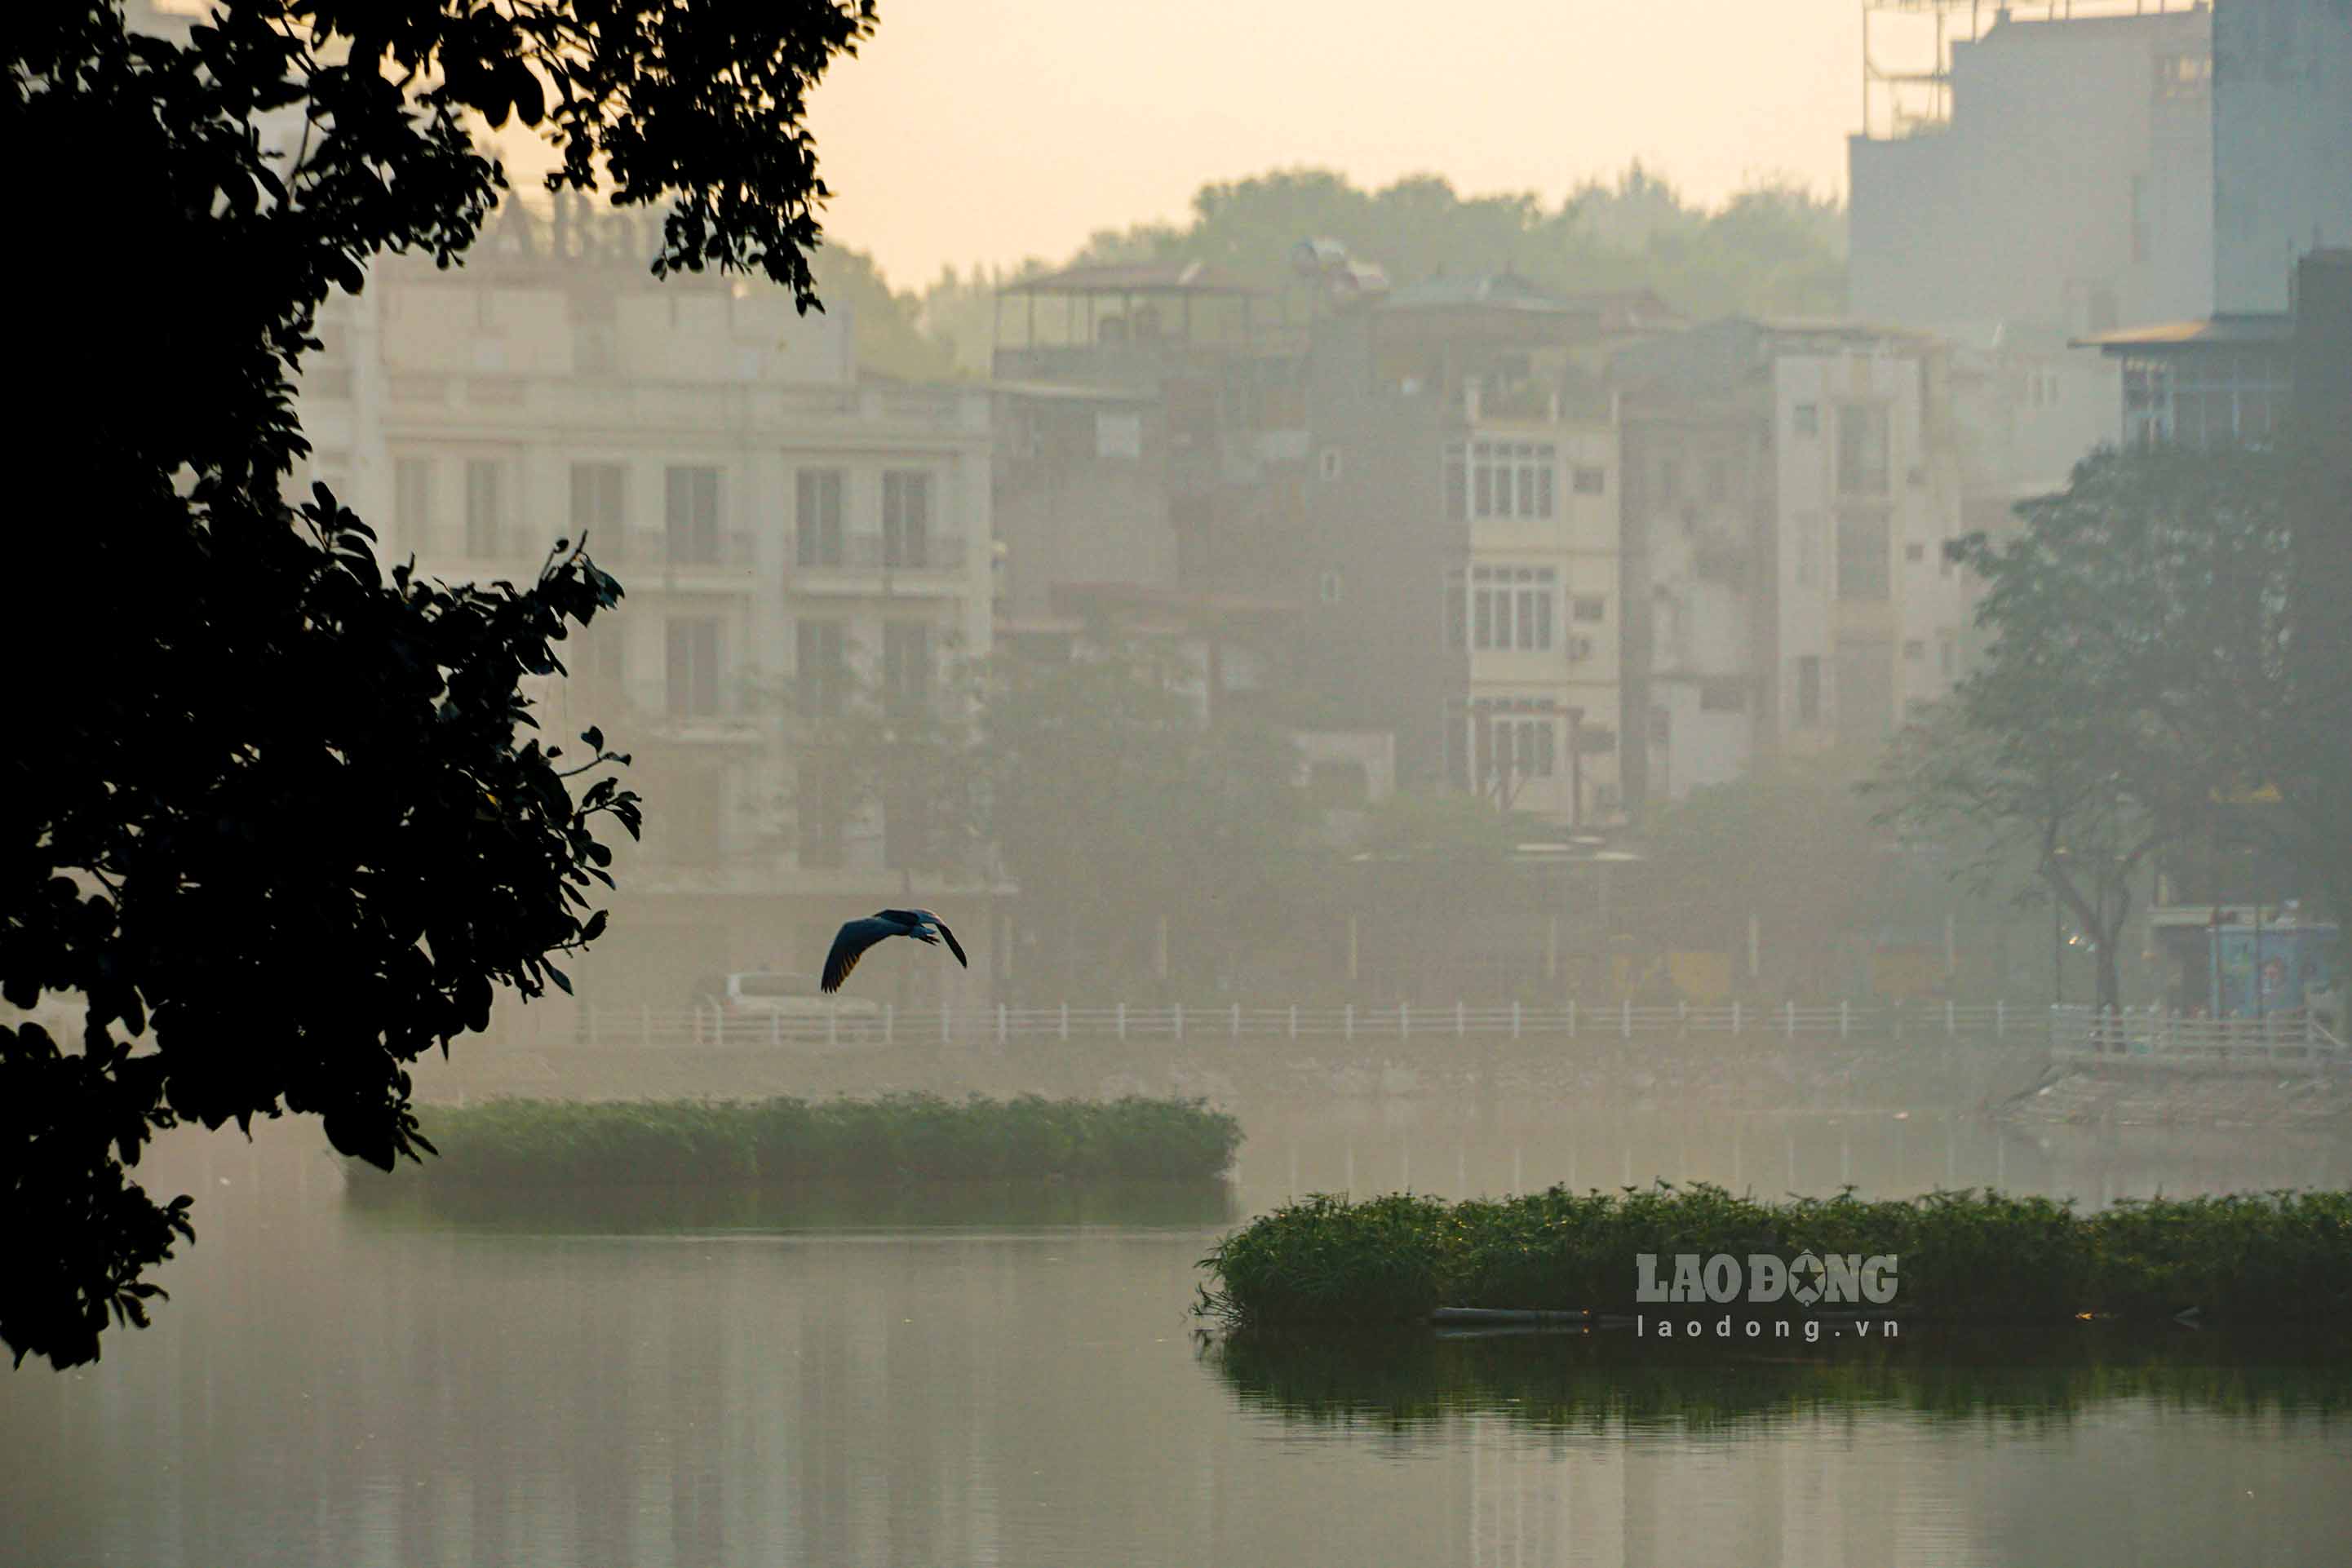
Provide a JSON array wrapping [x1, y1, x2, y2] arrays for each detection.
[[1449, 410, 1623, 824], [1616, 321, 1968, 803], [298, 199, 999, 1010]]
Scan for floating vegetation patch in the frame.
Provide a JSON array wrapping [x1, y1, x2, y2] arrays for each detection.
[[1197, 1183, 2352, 1329]]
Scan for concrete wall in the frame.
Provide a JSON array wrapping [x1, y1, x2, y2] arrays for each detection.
[[2215, 0, 2352, 312], [990, 395, 1174, 615], [1849, 9, 2213, 331], [1302, 319, 1464, 791]]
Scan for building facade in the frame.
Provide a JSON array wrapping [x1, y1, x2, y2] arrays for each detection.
[[2213, 0, 2352, 313], [1615, 321, 1969, 804], [1849, 2, 2216, 334], [1300, 274, 1643, 828], [299, 199, 1000, 1012]]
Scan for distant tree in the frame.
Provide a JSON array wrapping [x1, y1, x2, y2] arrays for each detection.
[[772, 636, 986, 895], [1640, 754, 1890, 993], [4, 0, 875, 1369], [1061, 164, 1845, 319], [1354, 788, 1523, 866], [812, 242, 963, 381], [1870, 445, 2293, 1012], [1871, 704, 2155, 1013], [976, 640, 1312, 996]]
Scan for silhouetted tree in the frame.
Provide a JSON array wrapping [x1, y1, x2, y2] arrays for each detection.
[[3, 0, 875, 1369]]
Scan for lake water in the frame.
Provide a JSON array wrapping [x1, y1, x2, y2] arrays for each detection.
[[7, 1105, 2350, 1567]]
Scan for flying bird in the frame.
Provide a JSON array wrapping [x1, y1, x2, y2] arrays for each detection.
[[821, 908, 968, 994]]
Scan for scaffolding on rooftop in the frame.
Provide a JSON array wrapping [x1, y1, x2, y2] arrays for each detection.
[[1860, 0, 2212, 140]]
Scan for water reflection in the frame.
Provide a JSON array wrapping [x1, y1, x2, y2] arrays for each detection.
[[1208, 1327, 2352, 1435], [345, 1175, 1240, 1234], [6, 1110, 2350, 1567]]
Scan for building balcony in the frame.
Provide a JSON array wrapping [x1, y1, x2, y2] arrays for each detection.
[[787, 534, 973, 597], [600, 528, 759, 591]]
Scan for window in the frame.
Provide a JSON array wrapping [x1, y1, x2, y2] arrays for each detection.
[[1836, 641, 1896, 746], [1903, 640, 1926, 662], [1939, 639, 1956, 678], [1572, 465, 1606, 495], [1444, 570, 1467, 650], [883, 470, 932, 568], [1467, 565, 1557, 652], [667, 768, 721, 867], [1792, 403, 1819, 438], [1479, 713, 1557, 782], [463, 458, 503, 557], [1797, 655, 1823, 725], [665, 465, 721, 565], [1445, 442, 1557, 520], [1699, 678, 1747, 713], [795, 468, 844, 566], [576, 622, 623, 688], [883, 777, 930, 870], [1318, 569, 1344, 605], [882, 621, 932, 709], [1836, 405, 1890, 496], [1904, 542, 1926, 564], [665, 618, 721, 716], [570, 462, 623, 551], [796, 760, 844, 868], [1794, 511, 1823, 587], [2168, 349, 2292, 447], [795, 619, 845, 718], [1318, 446, 1343, 482], [1571, 594, 1607, 624], [1836, 512, 1890, 601], [394, 457, 432, 551], [570, 291, 617, 375]]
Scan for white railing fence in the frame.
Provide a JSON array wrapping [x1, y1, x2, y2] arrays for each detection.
[[2049, 1003, 2350, 1065], [561, 999, 2074, 1049]]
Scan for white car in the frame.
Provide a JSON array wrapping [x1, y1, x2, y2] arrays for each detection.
[[692, 971, 883, 1041]]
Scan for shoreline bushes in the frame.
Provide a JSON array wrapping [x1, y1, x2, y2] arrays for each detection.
[[1198, 1183, 2352, 1329], [351, 1093, 1241, 1189]]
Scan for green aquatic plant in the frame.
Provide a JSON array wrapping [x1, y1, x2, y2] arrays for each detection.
[[346, 1094, 1242, 1190], [1198, 1182, 2352, 1329]]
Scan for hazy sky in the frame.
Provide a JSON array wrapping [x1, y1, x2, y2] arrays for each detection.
[[802, 0, 1884, 286]]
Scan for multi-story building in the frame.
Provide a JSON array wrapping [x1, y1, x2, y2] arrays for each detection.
[[1849, 1, 2216, 335], [1300, 273, 1656, 827], [299, 197, 1000, 1011], [987, 379, 1169, 620], [2214, 0, 2352, 313], [2082, 1, 2351, 444], [1613, 321, 1969, 804], [990, 264, 1313, 604], [1849, 2, 2210, 543]]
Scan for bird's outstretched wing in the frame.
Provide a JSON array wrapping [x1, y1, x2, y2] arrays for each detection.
[[822, 917, 896, 994], [928, 915, 968, 969]]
